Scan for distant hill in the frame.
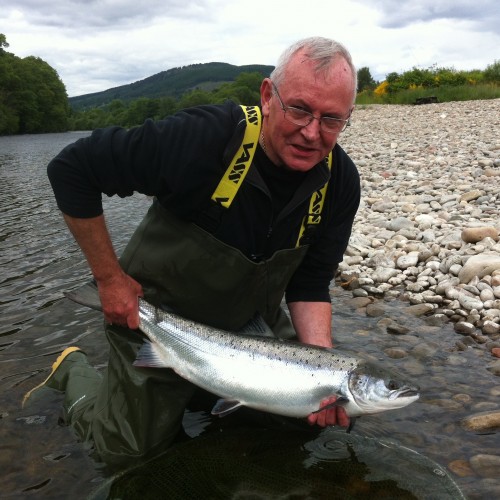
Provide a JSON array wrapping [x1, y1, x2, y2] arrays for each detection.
[[69, 62, 274, 110]]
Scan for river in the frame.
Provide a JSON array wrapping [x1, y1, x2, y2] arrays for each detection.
[[0, 132, 498, 499]]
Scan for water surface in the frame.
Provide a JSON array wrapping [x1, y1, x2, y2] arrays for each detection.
[[1, 133, 498, 499]]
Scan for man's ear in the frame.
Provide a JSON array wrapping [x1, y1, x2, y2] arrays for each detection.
[[260, 78, 273, 117]]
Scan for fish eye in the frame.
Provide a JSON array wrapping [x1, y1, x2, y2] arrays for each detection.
[[387, 380, 399, 391]]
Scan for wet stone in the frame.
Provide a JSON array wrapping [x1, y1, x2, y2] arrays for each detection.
[[384, 347, 408, 359], [386, 323, 411, 335], [366, 303, 386, 317], [462, 411, 500, 432], [454, 321, 476, 335], [426, 399, 463, 411], [487, 360, 500, 376], [347, 297, 373, 309], [406, 303, 435, 317], [447, 459, 475, 478], [411, 342, 439, 359], [453, 394, 472, 405], [469, 454, 500, 478]]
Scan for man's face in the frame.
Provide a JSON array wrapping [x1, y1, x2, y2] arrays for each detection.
[[260, 52, 355, 172]]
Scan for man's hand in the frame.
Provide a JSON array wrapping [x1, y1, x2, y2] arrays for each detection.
[[61, 214, 144, 330], [307, 396, 350, 428], [97, 272, 143, 329]]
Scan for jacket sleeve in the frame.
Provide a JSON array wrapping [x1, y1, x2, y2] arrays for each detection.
[[285, 146, 360, 303], [47, 103, 239, 218]]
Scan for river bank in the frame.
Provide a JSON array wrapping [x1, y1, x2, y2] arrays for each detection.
[[339, 99, 500, 363]]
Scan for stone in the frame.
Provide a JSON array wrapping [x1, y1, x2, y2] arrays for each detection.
[[469, 454, 500, 478], [460, 190, 484, 203], [406, 303, 434, 316], [347, 297, 373, 309], [366, 303, 386, 317], [461, 226, 499, 243], [487, 360, 500, 376], [484, 323, 500, 336], [384, 347, 408, 359], [462, 411, 500, 431], [447, 460, 475, 478], [396, 252, 419, 270], [458, 254, 500, 284], [387, 217, 414, 232], [454, 321, 476, 335]]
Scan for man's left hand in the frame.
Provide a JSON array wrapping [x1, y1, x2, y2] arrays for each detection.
[[307, 396, 350, 428]]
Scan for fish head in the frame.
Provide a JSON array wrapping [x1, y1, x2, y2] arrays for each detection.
[[346, 363, 420, 416]]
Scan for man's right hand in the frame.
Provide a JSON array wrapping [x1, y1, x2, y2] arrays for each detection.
[[96, 272, 143, 329], [62, 213, 144, 330]]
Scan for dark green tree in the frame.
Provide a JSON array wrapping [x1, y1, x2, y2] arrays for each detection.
[[484, 60, 500, 83], [0, 33, 9, 53], [0, 34, 70, 135], [357, 67, 376, 91]]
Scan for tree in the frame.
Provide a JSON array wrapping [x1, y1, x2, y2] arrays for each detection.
[[0, 33, 9, 53], [357, 67, 376, 92], [484, 60, 500, 83], [0, 35, 70, 134]]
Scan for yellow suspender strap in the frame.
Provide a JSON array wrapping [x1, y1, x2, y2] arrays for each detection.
[[296, 151, 333, 247], [211, 105, 262, 208]]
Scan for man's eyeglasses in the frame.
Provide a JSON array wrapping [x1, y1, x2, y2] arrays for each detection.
[[272, 82, 350, 134]]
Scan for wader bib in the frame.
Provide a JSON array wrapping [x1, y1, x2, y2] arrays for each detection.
[[61, 106, 333, 468]]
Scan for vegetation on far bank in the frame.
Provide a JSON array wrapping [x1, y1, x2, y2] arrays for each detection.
[[1, 32, 499, 135], [356, 62, 500, 105]]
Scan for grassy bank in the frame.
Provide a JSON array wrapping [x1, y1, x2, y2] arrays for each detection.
[[356, 84, 500, 105]]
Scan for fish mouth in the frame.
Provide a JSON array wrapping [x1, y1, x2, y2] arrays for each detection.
[[395, 388, 420, 399]]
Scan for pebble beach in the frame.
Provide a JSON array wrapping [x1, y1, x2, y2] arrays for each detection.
[[337, 99, 500, 491], [340, 98, 500, 356]]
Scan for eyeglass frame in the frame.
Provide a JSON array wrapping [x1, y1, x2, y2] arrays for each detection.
[[271, 82, 351, 134]]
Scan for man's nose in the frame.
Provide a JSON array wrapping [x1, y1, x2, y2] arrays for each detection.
[[300, 117, 322, 140]]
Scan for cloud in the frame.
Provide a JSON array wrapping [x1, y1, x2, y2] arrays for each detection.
[[2, 0, 499, 96], [354, 0, 500, 32], [1, 0, 217, 28]]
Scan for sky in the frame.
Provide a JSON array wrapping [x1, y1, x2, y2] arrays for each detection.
[[2, 0, 499, 97]]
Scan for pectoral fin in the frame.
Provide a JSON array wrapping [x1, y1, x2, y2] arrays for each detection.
[[133, 340, 169, 368], [311, 396, 349, 414], [211, 399, 244, 417], [237, 313, 274, 338]]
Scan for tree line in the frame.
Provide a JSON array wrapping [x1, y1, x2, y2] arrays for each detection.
[[69, 71, 263, 131]]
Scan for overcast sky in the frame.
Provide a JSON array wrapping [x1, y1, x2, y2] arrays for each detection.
[[2, 0, 499, 97]]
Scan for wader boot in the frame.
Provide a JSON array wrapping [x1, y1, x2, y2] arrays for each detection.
[[22, 347, 97, 408]]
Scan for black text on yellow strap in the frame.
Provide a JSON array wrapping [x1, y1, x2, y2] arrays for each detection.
[[211, 105, 262, 208], [296, 151, 333, 247]]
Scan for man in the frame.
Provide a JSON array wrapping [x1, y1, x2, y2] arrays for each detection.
[[26, 36, 360, 468]]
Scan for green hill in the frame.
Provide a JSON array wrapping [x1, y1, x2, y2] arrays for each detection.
[[69, 62, 274, 110]]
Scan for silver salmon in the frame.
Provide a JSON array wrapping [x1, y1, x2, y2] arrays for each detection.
[[66, 282, 419, 426], [135, 299, 419, 420]]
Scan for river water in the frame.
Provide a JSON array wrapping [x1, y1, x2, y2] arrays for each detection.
[[0, 132, 498, 499]]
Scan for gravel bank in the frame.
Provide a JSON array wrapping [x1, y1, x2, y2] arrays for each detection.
[[339, 99, 500, 357]]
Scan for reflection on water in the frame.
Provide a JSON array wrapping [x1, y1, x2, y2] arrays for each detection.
[[90, 427, 464, 499], [0, 133, 498, 499]]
